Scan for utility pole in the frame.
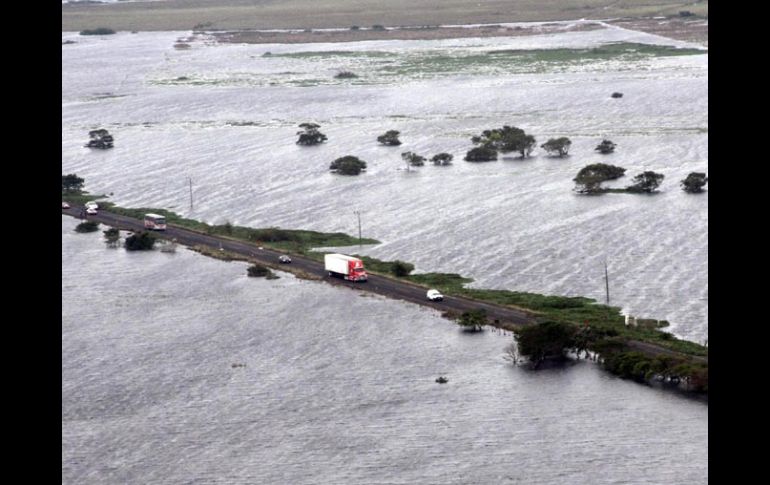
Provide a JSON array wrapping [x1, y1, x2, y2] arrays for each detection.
[[354, 210, 362, 246], [604, 259, 610, 305], [188, 177, 194, 212]]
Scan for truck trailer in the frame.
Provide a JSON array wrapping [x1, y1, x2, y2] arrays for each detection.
[[324, 254, 368, 282]]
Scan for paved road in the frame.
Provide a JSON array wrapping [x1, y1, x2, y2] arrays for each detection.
[[64, 205, 535, 325], [63, 205, 706, 363]]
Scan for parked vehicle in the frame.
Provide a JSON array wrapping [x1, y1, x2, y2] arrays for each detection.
[[84, 201, 99, 210], [427, 289, 444, 301], [278, 255, 292, 264], [324, 253, 368, 281], [62, 201, 70, 209], [86, 207, 98, 215], [144, 213, 167, 231]]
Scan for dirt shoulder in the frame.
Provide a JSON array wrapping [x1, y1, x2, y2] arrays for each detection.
[[608, 17, 708, 47], [214, 22, 602, 45]]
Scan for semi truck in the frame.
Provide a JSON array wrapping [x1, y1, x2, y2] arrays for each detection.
[[324, 254, 368, 282]]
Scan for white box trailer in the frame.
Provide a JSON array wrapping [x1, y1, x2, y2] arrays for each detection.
[[324, 254, 368, 282]]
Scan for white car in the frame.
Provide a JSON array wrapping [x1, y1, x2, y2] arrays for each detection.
[[84, 201, 99, 210], [426, 289, 444, 301], [278, 255, 292, 264], [62, 201, 70, 209], [86, 207, 98, 215]]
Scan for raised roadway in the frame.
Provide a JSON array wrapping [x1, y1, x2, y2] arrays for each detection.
[[63, 205, 705, 363]]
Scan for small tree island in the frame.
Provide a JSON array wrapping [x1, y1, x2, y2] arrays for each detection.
[[401, 151, 426, 167], [573, 163, 627, 194], [431, 153, 453, 166], [595, 139, 617, 154], [377, 130, 402, 146], [626, 171, 665, 193], [296, 123, 328, 146], [330, 155, 367, 175], [540, 137, 572, 157], [469, 125, 536, 159], [681, 172, 708, 193], [85, 129, 114, 149]]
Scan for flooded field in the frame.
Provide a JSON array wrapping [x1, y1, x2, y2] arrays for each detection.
[[61, 24, 707, 343], [61, 216, 707, 484]]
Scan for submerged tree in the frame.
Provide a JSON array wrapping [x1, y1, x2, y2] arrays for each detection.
[[573, 163, 627, 194], [377, 130, 402, 146], [85, 129, 114, 149], [464, 146, 497, 162], [431, 153, 454, 166], [330, 155, 367, 175], [296, 123, 328, 146], [681, 172, 708, 193], [471, 125, 536, 158], [62, 173, 85, 193], [626, 171, 665, 193], [80, 28, 116, 36], [124, 231, 156, 251], [401, 151, 426, 167], [103, 227, 120, 247], [595, 139, 617, 154], [514, 320, 577, 368], [540, 137, 572, 157], [75, 221, 99, 233]]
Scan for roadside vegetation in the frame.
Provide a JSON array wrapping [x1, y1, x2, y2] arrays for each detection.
[[124, 231, 156, 251], [247, 264, 279, 279], [457, 309, 486, 332], [61, 187, 381, 253], [103, 227, 120, 247], [510, 320, 707, 392], [75, 221, 99, 233]]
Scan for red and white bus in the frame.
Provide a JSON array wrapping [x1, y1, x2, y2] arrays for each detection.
[[144, 213, 167, 231]]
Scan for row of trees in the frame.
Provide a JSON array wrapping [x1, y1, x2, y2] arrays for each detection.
[[328, 151, 455, 176], [401, 151, 453, 167], [510, 321, 707, 392], [573, 163, 708, 194]]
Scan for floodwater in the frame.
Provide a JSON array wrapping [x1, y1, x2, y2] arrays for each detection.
[[61, 24, 707, 344], [62, 216, 707, 484]]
